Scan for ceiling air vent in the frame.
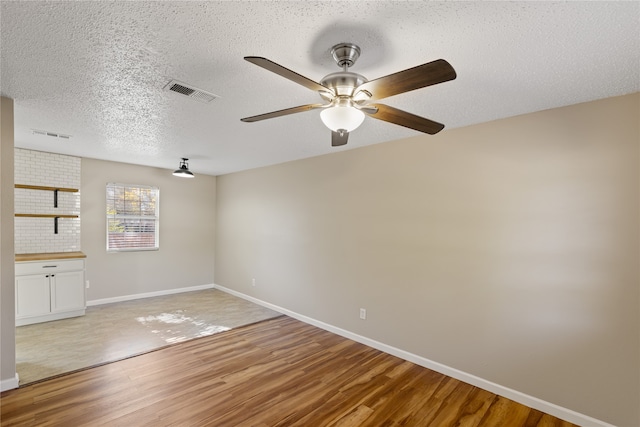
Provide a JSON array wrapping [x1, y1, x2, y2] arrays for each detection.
[[163, 79, 218, 103], [32, 129, 71, 139]]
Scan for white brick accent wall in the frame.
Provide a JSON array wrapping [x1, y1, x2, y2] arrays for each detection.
[[14, 149, 81, 253]]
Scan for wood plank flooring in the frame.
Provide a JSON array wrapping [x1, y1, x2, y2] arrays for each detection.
[[1, 316, 577, 426]]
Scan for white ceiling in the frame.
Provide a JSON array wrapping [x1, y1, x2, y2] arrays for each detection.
[[1, 1, 638, 176]]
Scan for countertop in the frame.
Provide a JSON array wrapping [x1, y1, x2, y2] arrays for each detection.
[[15, 252, 86, 262]]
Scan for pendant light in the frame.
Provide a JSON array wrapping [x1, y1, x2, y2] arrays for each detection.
[[173, 158, 195, 178]]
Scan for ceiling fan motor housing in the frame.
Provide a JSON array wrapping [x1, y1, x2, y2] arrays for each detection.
[[320, 72, 368, 98]]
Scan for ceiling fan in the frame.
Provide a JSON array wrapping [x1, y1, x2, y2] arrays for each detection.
[[241, 43, 457, 147]]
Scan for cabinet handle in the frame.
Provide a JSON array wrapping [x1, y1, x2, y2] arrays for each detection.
[[42, 265, 57, 268]]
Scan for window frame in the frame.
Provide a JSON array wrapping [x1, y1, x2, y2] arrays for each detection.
[[106, 182, 160, 252]]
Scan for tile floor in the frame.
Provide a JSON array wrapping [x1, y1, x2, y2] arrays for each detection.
[[16, 288, 282, 385]]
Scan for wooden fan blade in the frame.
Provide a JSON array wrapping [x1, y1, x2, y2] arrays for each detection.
[[365, 104, 445, 135], [355, 59, 456, 102], [331, 130, 349, 147], [241, 104, 326, 122], [245, 57, 333, 94]]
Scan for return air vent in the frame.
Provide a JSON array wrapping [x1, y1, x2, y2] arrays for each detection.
[[163, 79, 218, 103], [32, 129, 71, 139]]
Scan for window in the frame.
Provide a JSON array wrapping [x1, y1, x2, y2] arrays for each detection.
[[106, 183, 159, 251]]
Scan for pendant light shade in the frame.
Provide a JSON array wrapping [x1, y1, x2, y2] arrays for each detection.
[[173, 158, 195, 178], [320, 105, 365, 132]]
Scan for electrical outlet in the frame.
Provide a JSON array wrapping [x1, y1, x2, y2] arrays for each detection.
[[252, 278, 256, 287], [359, 308, 366, 320], [85, 280, 90, 289]]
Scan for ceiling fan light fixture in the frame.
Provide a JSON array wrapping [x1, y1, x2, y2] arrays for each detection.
[[320, 105, 365, 132], [173, 158, 195, 178]]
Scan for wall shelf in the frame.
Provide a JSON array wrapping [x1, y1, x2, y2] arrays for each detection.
[[15, 184, 78, 192], [15, 214, 79, 234], [15, 214, 79, 218], [15, 184, 79, 208]]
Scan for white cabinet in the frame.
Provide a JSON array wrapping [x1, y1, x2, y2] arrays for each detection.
[[51, 270, 85, 312], [15, 274, 50, 318], [15, 258, 86, 326]]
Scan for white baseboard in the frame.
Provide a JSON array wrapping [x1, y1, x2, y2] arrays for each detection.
[[213, 284, 615, 427], [16, 309, 85, 326], [87, 284, 215, 306], [1, 373, 19, 392]]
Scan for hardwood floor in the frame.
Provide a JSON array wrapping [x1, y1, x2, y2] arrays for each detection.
[[1, 316, 576, 426]]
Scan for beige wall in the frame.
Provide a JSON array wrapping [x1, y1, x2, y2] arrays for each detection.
[[0, 97, 16, 388], [82, 158, 215, 301], [215, 93, 640, 426]]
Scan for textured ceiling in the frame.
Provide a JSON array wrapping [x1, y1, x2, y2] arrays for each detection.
[[1, 1, 638, 176]]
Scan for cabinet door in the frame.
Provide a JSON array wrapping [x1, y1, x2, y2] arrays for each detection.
[[51, 270, 85, 313], [16, 274, 51, 317]]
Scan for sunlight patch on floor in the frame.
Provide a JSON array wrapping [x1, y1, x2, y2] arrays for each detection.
[[136, 311, 231, 343]]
